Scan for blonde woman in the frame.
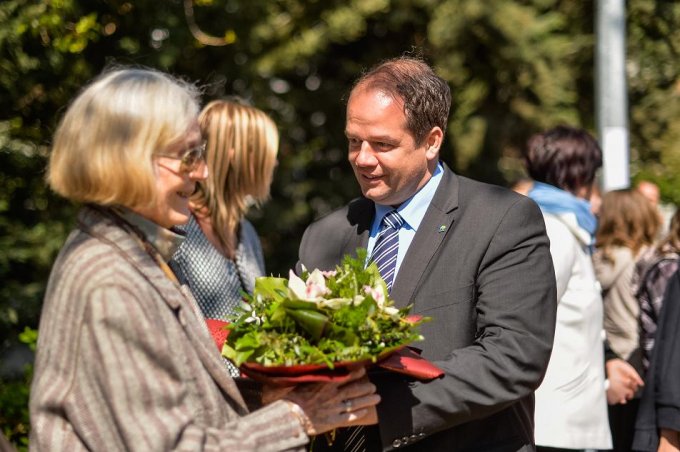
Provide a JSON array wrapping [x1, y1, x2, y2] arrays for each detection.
[[30, 69, 379, 451], [170, 100, 277, 341], [593, 188, 660, 451]]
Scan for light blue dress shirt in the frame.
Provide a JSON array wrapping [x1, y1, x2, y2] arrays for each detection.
[[366, 163, 443, 279]]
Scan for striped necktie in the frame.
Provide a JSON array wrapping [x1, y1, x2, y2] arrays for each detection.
[[342, 211, 404, 452], [371, 210, 404, 293]]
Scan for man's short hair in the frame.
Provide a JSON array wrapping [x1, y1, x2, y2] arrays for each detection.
[[350, 57, 451, 145], [47, 68, 200, 208], [524, 125, 603, 194]]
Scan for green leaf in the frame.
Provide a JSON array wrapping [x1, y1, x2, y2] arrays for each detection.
[[253, 276, 288, 301], [285, 308, 329, 341]]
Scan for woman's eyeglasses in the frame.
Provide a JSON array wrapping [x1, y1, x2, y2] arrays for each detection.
[[156, 142, 206, 173]]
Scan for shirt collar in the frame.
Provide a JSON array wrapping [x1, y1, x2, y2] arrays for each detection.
[[113, 207, 185, 262], [374, 162, 443, 231]]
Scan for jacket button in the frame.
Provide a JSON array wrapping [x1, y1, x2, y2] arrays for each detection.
[[409, 434, 419, 442], [402, 436, 410, 444], [392, 439, 403, 448]]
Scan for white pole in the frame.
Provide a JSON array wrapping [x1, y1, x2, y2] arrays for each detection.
[[596, 0, 630, 191]]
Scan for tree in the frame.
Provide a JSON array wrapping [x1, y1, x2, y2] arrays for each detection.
[[627, 0, 680, 203]]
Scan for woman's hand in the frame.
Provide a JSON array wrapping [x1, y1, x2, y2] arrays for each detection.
[[280, 366, 380, 435], [605, 358, 643, 405]]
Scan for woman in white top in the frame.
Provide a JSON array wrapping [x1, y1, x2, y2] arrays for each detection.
[[524, 126, 612, 451]]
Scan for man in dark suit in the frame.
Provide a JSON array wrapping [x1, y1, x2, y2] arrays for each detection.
[[297, 57, 558, 451]]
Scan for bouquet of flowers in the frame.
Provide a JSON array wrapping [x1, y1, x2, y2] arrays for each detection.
[[222, 250, 429, 375]]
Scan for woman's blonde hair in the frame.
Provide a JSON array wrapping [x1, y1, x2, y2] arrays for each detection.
[[595, 188, 661, 260], [47, 68, 200, 208], [192, 99, 279, 255]]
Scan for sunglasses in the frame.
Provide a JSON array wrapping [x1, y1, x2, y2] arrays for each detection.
[[156, 141, 206, 173]]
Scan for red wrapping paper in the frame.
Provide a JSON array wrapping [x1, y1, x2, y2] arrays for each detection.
[[205, 318, 444, 384]]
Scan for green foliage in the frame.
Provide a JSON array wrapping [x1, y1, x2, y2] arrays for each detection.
[[428, 1, 594, 182], [627, 1, 680, 205], [0, 328, 36, 451], [224, 251, 426, 367], [0, 366, 31, 451]]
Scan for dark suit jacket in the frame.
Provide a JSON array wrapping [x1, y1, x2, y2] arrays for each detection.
[[298, 166, 557, 451], [633, 268, 680, 451]]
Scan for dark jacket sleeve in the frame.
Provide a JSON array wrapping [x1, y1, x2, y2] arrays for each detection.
[[633, 268, 680, 451], [653, 269, 680, 432]]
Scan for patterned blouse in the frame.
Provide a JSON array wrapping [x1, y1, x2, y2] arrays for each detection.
[[633, 246, 680, 372], [170, 214, 265, 375]]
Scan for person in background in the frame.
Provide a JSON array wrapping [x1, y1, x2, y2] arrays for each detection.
[[634, 207, 680, 373], [524, 125, 613, 451], [299, 56, 557, 451], [594, 189, 660, 363], [170, 99, 277, 375], [593, 188, 660, 451], [30, 67, 379, 451], [637, 180, 661, 207], [637, 179, 674, 238], [589, 182, 602, 217], [633, 267, 680, 452], [512, 177, 603, 218], [510, 176, 534, 196]]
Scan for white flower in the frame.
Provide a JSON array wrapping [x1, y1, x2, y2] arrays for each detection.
[[241, 300, 263, 324], [384, 306, 400, 319], [363, 284, 399, 318], [319, 297, 353, 309], [352, 295, 365, 306], [363, 284, 387, 308], [244, 315, 261, 325], [288, 269, 331, 302]]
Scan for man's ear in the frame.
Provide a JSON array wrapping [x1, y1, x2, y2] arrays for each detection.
[[425, 127, 443, 161]]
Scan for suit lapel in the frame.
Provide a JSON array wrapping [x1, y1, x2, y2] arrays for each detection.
[[391, 166, 460, 308], [80, 207, 249, 413]]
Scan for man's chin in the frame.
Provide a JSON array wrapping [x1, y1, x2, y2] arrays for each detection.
[[363, 191, 394, 206]]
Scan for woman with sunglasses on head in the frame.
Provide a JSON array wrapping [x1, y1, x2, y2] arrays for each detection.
[[30, 68, 379, 451], [169, 99, 278, 375]]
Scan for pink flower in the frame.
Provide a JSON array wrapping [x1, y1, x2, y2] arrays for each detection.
[[288, 269, 331, 301], [363, 285, 385, 305]]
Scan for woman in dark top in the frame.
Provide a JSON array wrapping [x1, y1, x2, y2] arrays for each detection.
[[633, 267, 680, 451]]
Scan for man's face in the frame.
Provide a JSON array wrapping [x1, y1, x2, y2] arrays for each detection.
[[345, 87, 440, 207], [637, 182, 660, 207]]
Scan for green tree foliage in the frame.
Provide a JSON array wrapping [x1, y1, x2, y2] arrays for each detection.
[[1, 1, 679, 447], [627, 0, 680, 203], [0, 327, 36, 449], [428, 1, 596, 183]]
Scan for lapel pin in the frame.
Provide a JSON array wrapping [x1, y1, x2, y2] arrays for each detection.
[[438, 225, 447, 233]]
